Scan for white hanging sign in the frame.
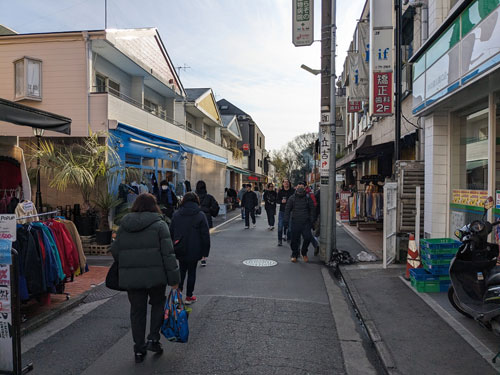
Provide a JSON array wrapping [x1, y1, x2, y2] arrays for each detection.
[[292, 0, 314, 47]]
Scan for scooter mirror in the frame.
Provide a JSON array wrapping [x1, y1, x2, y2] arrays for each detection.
[[454, 229, 461, 239], [484, 196, 494, 210]]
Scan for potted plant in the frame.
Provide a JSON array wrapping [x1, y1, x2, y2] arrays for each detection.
[[93, 191, 122, 245], [29, 130, 123, 236]]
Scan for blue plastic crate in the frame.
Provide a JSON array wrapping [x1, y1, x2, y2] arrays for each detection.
[[410, 268, 450, 281], [409, 268, 440, 281], [422, 259, 450, 275], [420, 238, 461, 251]]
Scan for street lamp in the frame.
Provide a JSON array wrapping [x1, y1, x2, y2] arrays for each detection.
[[300, 64, 322, 76], [33, 127, 44, 211]]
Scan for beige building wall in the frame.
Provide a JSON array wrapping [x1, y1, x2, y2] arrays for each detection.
[[0, 34, 89, 137]]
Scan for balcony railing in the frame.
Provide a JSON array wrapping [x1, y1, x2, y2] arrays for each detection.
[[185, 125, 221, 147], [91, 85, 185, 128]]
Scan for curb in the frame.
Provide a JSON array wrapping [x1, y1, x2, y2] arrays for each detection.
[[20, 292, 89, 337], [338, 266, 399, 375], [210, 214, 241, 233]]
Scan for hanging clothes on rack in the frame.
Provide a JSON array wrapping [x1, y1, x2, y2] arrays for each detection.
[[15, 200, 38, 223]]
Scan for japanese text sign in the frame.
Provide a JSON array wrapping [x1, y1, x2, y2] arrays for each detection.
[[347, 100, 362, 113], [292, 0, 314, 46], [0, 215, 16, 242], [373, 72, 393, 116]]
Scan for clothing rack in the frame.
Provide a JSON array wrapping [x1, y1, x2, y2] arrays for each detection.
[[16, 209, 59, 221]]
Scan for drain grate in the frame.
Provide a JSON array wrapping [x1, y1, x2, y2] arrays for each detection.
[[83, 283, 122, 303], [242, 259, 278, 267]]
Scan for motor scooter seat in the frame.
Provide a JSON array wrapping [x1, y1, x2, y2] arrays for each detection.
[[486, 266, 500, 287]]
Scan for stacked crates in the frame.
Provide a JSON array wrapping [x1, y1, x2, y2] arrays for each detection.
[[409, 238, 461, 293]]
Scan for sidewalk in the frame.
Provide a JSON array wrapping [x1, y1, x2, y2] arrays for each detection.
[[337, 224, 499, 374], [21, 265, 109, 335]]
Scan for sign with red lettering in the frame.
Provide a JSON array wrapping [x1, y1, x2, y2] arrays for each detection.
[[248, 176, 258, 181], [347, 100, 362, 113], [373, 72, 393, 116]]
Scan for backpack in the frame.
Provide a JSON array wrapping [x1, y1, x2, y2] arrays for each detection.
[[161, 289, 189, 343], [203, 195, 220, 217]]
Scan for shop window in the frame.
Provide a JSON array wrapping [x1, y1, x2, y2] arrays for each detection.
[[451, 106, 489, 191], [14, 57, 42, 101], [125, 153, 141, 166], [142, 157, 155, 168]]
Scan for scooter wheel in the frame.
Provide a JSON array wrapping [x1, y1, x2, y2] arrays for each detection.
[[448, 286, 473, 319]]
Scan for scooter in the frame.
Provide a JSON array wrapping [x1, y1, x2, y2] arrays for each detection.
[[448, 196, 500, 362]]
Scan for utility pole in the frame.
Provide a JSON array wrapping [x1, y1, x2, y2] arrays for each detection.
[[394, 0, 402, 163], [325, 0, 337, 262]]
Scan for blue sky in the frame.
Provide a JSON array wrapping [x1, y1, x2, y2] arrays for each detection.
[[1, 0, 364, 150]]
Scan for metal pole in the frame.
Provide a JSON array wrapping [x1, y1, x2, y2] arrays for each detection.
[[105, 0, 108, 29], [326, 0, 337, 262], [35, 136, 42, 212], [395, 0, 402, 163]]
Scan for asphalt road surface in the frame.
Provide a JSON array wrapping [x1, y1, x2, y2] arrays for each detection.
[[21, 214, 383, 374]]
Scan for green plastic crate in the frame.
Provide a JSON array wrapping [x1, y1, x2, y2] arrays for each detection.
[[420, 238, 461, 253], [411, 277, 441, 292]]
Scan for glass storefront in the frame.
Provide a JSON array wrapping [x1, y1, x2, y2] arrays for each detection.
[[450, 103, 490, 234]]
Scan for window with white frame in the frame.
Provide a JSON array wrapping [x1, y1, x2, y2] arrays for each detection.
[[14, 57, 42, 101]]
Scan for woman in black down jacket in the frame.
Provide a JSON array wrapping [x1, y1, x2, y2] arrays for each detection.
[[169, 192, 210, 305]]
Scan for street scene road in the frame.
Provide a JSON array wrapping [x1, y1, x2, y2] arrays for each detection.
[[20, 216, 381, 375]]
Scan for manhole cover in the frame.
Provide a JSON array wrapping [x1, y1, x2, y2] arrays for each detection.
[[242, 259, 278, 267]]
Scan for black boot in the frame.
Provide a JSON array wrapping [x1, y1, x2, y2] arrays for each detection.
[[135, 350, 147, 363], [146, 340, 164, 354]]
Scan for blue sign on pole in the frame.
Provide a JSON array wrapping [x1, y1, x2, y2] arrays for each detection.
[[0, 240, 12, 265]]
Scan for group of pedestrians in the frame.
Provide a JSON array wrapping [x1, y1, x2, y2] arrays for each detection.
[[239, 178, 320, 263], [111, 180, 218, 363]]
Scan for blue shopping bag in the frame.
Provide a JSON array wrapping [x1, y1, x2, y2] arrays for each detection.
[[161, 289, 189, 343]]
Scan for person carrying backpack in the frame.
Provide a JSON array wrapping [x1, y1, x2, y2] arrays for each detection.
[[263, 182, 277, 229], [169, 192, 210, 306], [284, 181, 315, 263], [195, 180, 219, 266]]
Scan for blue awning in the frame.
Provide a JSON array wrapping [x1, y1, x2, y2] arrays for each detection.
[[182, 144, 227, 164], [116, 123, 181, 151]]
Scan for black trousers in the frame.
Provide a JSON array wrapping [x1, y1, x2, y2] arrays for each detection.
[[290, 221, 312, 258], [179, 260, 198, 297], [127, 285, 166, 353], [244, 208, 256, 227], [265, 207, 275, 227]]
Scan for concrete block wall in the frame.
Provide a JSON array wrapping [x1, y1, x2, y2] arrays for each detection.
[[424, 112, 449, 238]]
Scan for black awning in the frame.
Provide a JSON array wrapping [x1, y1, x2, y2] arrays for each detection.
[[0, 98, 71, 135]]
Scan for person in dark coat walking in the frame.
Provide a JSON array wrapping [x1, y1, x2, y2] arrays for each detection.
[[195, 180, 218, 267], [277, 179, 295, 246], [169, 192, 210, 305], [284, 182, 316, 263], [157, 179, 178, 219], [241, 184, 258, 228], [195, 180, 219, 229], [263, 182, 277, 229], [111, 193, 180, 363]]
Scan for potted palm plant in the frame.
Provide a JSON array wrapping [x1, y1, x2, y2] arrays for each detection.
[[93, 191, 122, 245], [29, 130, 123, 236]]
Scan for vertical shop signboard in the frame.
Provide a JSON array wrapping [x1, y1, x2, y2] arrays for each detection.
[[0, 215, 15, 373], [0, 243, 13, 372], [319, 123, 330, 182], [340, 191, 351, 222], [373, 72, 393, 116], [292, 0, 314, 46]]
